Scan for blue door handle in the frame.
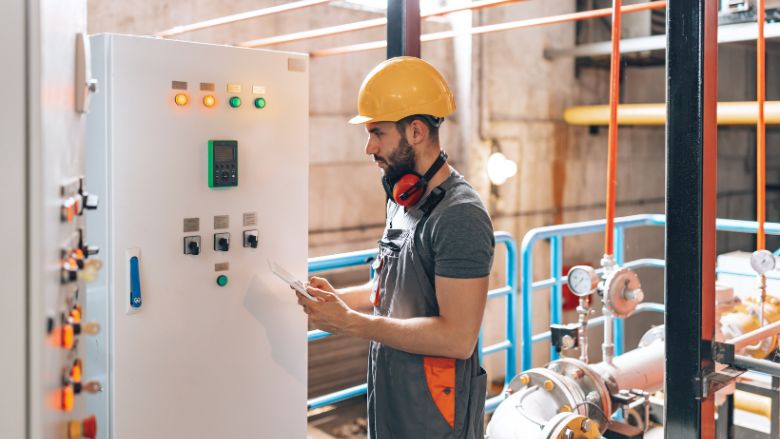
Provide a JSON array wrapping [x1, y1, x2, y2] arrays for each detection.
[[130, 256, 142, 309]]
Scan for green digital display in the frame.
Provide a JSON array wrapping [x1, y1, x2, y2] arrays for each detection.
[[208, 140, 238, 188]]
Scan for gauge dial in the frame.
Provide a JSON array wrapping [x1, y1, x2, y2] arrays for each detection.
[[750, 249, 776, 274], [566, 265, 599, 297]]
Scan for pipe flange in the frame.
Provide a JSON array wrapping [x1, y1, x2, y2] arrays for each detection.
[[540, 412, 601, 439], [550, 358, 612, 432]]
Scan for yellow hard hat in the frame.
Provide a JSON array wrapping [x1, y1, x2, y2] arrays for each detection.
[[349, 56, 455, 125]]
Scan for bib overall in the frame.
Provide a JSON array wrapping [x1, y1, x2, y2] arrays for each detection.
[[367, 189, 488, 439]]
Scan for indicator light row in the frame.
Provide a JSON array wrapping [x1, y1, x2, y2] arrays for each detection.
[[174, 93, 266, 109]]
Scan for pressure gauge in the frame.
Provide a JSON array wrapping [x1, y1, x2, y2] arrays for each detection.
[[750, 249, 776, 275], [566, 265, 600, 297]]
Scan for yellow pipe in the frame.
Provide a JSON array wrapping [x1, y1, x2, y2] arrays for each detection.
[[734, 389, 771, 418], [564, 101, 780, 126]]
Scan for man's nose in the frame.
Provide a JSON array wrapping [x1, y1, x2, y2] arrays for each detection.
[[365, 137, 379, 156]]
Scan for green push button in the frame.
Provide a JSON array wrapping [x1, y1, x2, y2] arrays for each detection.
[[229, 96, 242, 108], [254, 97, 266, 109], [216, 275, 228, 287]]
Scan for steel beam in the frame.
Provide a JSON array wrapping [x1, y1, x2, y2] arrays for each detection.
[[387, 0, 420, 58], [664, 0, 718, 437]]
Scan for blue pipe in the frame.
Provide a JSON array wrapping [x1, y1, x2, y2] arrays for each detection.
[[308, 384, 368, 410], [614, 226, 626, 356], [520, 213, 780, 371], [550, 236, 563, 361], [308, 249, 378, 273]]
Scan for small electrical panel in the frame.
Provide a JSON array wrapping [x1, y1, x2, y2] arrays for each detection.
[[208, 140, 238, 188]]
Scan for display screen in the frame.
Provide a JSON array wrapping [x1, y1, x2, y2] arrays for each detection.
[[215, 144, 234, 162]]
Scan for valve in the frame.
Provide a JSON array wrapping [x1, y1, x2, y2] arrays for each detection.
[[550, 323, 580, 353]]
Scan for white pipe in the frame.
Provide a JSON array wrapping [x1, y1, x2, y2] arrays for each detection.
[[593, 341, 665, 393], [728, 319, 780, 351], [603, 307, 614, 365]]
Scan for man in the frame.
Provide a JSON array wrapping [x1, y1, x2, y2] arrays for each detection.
[[297, 57, 495, 439]]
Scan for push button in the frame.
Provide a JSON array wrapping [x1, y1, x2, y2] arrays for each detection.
[[217, 275, 228, 287]]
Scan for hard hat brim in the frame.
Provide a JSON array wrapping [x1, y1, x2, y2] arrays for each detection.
[[348, 115, 373, 125]]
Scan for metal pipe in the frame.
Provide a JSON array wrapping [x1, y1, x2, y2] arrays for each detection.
[[154, 0, 332, 38], [604, 0, 622, 259], [728, 320, 780, 351], [564, 101, 780, 126], [237, 0, 525, 48], [550, 236, 563, 361], [757, 0, 768, 251], [592, 340, 665, 392], [734, 390, 772, 418], [310, 1, 666, 57], [733, 355, 780, 376]]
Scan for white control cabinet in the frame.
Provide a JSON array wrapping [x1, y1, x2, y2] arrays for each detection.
[[86, 34, 308, 438]]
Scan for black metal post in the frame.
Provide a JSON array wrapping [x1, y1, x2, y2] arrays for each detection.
[[665, 0, 719, 437], [386, 0, 420, 58]]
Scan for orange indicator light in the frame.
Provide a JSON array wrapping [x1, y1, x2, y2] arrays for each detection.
[[70, 359, 83, 382], [174, 93, 189, 106], [61, 385, 75, 411], [203, 95, 216, 108], [61, 324, 75, 349]]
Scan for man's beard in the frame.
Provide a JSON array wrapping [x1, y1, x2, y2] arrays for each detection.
[[380, 136, 417, 184]]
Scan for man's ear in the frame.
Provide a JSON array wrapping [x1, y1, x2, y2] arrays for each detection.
[[407, 119, 429, 145]]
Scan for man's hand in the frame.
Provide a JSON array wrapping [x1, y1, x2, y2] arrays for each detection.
[[297, 286, 358, 335], [308, 276, 336, 294]]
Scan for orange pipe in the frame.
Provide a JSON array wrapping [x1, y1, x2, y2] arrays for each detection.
[[604, 0, 622, 257], [237, 0, 527, 48], [310, 1, 666, 57], [758, 0, 767, 250], [154, 0, 332, 38]]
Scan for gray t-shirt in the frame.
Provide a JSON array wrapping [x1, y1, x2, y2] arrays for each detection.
[[386, 170, 495, 281]]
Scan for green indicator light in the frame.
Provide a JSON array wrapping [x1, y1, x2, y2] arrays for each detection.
[[229, 96, 242, 108], [254, 97, 267, 109], [216, 275, 228, 287]]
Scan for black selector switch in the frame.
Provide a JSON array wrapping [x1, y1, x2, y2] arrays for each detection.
[[243, 230, 259, 249], [184, 236, 201, 255], [214, 233, 230, 252]]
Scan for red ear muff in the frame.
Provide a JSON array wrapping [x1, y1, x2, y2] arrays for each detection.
[[393, 174, 424, 207]]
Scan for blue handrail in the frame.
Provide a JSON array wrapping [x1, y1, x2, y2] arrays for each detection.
[[306, 231, 517, 414], [520, 213, 780, 371]]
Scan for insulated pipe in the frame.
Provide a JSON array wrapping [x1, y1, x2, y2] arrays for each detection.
[[727, 320, 780, 351], [563, 101, 780, 125], [154, 0, 332, 38], [734, 390, 772, 418], [310, 1, 666, 57], [592, 341, 665, 393], [237, 0, 525, 48]]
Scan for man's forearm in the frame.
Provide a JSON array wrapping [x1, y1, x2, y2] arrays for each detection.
[[346, 312, 477, 360], [338, 282, 373, 313]]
